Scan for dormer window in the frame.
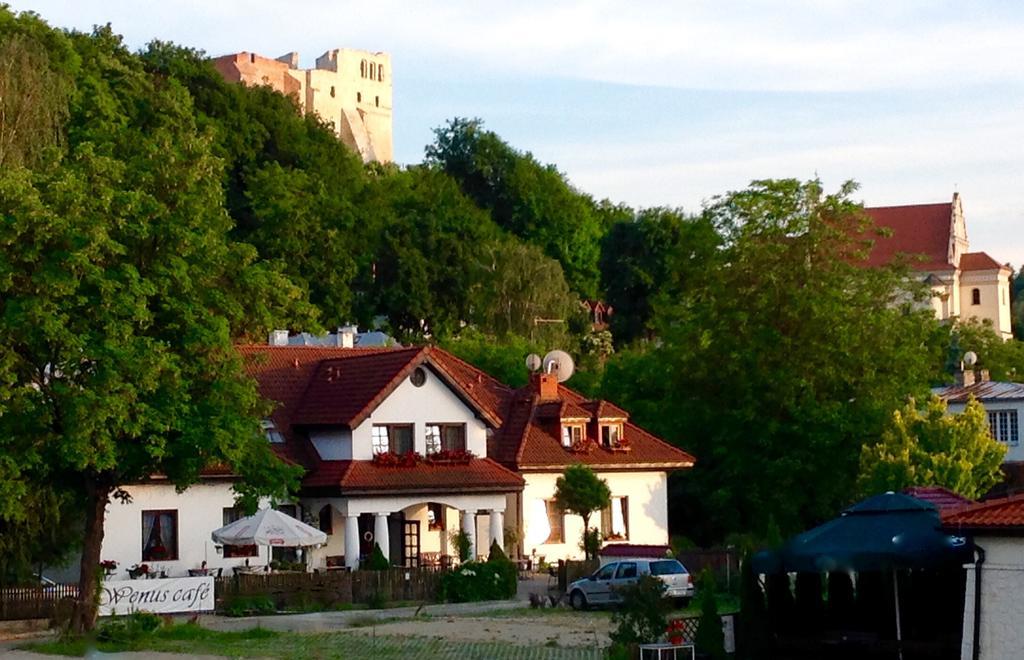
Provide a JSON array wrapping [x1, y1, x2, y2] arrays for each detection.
[[562, 424, 584, 448], [600, 422, 623, 448], [261, 419, 285, 444]]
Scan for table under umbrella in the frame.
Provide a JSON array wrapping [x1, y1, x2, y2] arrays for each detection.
[[211, 508, 327, 570]]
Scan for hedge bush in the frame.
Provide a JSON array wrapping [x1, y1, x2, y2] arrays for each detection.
[[438, 552, 517, 603]]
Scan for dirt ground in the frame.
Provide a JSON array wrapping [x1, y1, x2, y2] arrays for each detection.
[[349, 611, 612, 648]]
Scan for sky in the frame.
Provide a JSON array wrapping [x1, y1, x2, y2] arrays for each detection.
[[11, 0, 1024, 265]]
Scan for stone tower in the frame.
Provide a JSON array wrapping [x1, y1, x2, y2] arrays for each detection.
[[212, 48, 393, 163]]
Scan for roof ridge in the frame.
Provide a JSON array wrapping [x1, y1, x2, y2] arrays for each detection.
[[863, 202, 952, 211]]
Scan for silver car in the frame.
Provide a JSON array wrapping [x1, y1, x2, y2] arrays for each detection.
[[567, 558, 694, 610]]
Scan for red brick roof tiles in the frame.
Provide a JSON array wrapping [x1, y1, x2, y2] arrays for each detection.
[[861, 203, 954, 271], [959, 251, 1006, 271], [303, 458, 523, 493], [943, 493, 1024, 531], [903, 486, 973, 514]]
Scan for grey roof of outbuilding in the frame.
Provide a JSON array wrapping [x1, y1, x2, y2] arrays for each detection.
[[933, 381, 1024, 403]]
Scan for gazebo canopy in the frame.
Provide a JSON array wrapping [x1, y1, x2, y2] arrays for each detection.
[[752, 492, 973, 574]]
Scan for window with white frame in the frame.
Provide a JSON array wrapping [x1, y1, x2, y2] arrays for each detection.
[[561, 424, 584, 448], [425, 423, 465, 453], [372, 424, 414, 454], [600, 422, 623, 448], [141, 510, 179, 561], [988, 410, 1019, 446]]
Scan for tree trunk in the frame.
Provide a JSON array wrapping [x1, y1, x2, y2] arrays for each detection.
[[72, 482, 110, 634], [581, 512, 591, 561]]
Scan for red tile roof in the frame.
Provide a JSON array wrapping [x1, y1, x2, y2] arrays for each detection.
[[861, 203, 954, 271], [237, 343, 693, 488], [904, 487, 973, 514], [599, 544, 673, 559], [943, 493, 1024, 531], [959, 251, 1007, 272], [303, 457, 523, 494], [493, 383, 694, 472]]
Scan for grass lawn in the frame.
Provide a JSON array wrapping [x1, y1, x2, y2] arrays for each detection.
[[24, 624, 604, 659]]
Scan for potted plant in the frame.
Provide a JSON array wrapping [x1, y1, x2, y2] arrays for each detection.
[[128, 563, 150, 579], [99, 560, 118, 578]]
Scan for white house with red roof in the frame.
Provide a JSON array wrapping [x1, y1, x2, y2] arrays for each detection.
[[863, 193, 1013, 339], [96, 337, 693, 576]]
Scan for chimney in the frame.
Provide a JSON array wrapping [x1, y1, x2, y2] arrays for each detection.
[[269, 329, 289, 346], [955, 369, 976, 387], [532, 372, 560, 402], [338, 325, 357, 349], [979, 369, 991, 383], [276, 51, 299, 69]]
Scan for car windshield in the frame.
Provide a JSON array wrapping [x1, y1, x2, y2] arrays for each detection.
[[649, 560, 687, 575]]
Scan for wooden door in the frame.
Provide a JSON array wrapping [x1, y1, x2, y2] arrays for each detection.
[[403, 520, 421, 568]]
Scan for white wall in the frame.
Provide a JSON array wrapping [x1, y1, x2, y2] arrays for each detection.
[[349, 368, 489, 460], [100, 482, 271, 579], [946, 399, 1024, 462], [520, 471, 669, 561], [961, 536, 1024, 660]]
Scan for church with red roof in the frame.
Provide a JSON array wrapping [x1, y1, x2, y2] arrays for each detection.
[[863, 193, 1012, 339]]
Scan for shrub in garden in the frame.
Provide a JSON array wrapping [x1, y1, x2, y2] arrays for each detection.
[[223, 595, 276, 617], [737, 553, 769, 659], [96, 611, 162, 644], [438, 559, 516, 602], [366, 543, 390, 570], [609, 574, 669, 646], [694, 570, 727, 660], [449, 529, 472, 562]]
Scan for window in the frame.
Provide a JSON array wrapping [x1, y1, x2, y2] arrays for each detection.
[[972, 288, 981, 305], [545, 500, 564, 543], [594, 563, 617, 581], [410, 367, 426, 387], [330, 86, 336, 98], [249, 53, 256, 64], [378, 65, 384, 82], [427, 503, 444, 531], [360, 59, 366, 77], [369, 62, 376, 79], [372, 424, 414, 454], [600, 423, 623, 448], [988, 410, 1019, 446], [142, 510, 178, 561], [601, 496, 629, 540], [318, 505, 333, 535], [650, 560, 687, 576], [426, 423, 466, 453], [261, 419, 285, 443], [357, 92, 362, 103], [222, 508, 258, 558], [615, 562, 638, 579], [375, 95, 379, 107], [561, 424, 584, 448]]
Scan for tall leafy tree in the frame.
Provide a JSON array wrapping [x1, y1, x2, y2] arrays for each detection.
[[604, 179, 948, 542], [600, 207, 719, 343], [426, 118, 604, 297], [858, 396, 1006, 499], [0, 17, 306, 630]]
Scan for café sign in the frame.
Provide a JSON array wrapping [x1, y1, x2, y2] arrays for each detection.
[[99, 576, 215, 616]]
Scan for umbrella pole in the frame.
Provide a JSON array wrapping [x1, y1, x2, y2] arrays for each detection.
[[893, 569, 904, 660]]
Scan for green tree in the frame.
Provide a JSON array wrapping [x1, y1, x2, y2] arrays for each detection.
[[695, 570, 727, 660], [947, 319, 1024, 382], [426, 118, 604, 297], [554, 464, 611, 560], [0, 17, 306, 630], [604, 179, 948, 543], [858, 396, 1006, 499], [599, 207, 719, 344]]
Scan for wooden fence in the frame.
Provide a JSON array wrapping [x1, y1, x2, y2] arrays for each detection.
[[677, 547, 739, 590], [0, 584, 78, 621], [214, 568, 448, 611]]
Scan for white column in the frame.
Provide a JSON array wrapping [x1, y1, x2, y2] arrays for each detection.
[[461, 510, 477, 560], [344, 515, 360, 570], [489, 510, 504, 553], [374, 512, 391, 564]]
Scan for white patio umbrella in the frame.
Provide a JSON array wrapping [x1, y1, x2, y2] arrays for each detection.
[[211, 508, 327, 548]]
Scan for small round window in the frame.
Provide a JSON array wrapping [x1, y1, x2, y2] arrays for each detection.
[[410, 367, 427, 387]]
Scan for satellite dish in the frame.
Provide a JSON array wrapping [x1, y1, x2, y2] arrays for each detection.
[[525, 353, 542, 372], [542, 350, 575, 383], [963, 351, 978, 367]]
